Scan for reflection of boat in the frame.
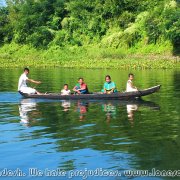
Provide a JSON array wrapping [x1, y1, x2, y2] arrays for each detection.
[[19, 85, 161, 100], [100, 99, 160, 109], [100, 99, 159, 122], [97, 99, 160, 110], [19, 98, 37, 124]]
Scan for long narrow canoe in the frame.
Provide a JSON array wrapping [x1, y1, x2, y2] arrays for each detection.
[[19, 85, 161, 100]]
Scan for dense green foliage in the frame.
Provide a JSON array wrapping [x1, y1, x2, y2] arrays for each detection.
[[0, 0, 179, 55]]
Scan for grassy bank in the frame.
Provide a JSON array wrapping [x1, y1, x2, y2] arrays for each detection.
[[0, 43, 179, 69]]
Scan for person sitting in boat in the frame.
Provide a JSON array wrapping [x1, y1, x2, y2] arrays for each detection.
[[126, 73, 138, 92], [102, 75, 117, 94], [61, 84, 71, 95], [73, 78, 89, 94], [18, 68, 42, 94]]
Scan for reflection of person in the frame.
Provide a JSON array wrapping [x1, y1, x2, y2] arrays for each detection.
[[75, 101, 88, 121], [102, 102, 116, 122], [61, 84, 71, 95], [126, 73, 138, 92], [73, 78, 89, 94], [102, 75, 117, 94], [127, 104, 138, 122], [61, 100, 71, 111], [19, 99, 37, 124], [18, 68, 42, 94]]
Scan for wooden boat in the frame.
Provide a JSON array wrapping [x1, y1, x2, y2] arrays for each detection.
[[19, 85, 161, 100]]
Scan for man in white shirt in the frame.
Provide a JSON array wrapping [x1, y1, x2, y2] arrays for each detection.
[[18, 68, 41, 94]]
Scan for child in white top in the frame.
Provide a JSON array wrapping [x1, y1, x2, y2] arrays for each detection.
[[61, 84, 71, 95], [126, 73, 138, 92]]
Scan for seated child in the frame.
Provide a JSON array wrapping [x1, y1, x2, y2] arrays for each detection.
[[126, 73, 138, 92], [61, 84, 71, 95], [73, 78, 89, 94], [101, 75, 117, 94]]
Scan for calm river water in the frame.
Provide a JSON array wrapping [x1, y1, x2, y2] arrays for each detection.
[[0, 68, 179, 180]]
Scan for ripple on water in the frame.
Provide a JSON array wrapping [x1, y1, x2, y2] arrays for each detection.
[[0, 92, 21, 103]]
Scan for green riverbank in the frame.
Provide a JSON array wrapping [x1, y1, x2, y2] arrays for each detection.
[[0, 43, 180, 69], [1, 0, 179, 69]]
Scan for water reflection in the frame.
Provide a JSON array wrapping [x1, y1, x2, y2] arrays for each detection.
[[19, 98, 38, 126], [75, 101, 89, 121], [16, 98, 179, 173], [61, 100, 71, 112], [101, 100, 160, 124], [102, 102, 116, 122], [19, 98, 160, 127], [127, 104, 138, 123]]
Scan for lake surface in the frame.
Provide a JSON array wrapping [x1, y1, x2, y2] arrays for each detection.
[[0, 68, 179, 180]]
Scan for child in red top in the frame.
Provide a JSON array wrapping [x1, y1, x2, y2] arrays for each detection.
[[73, 78, 89, 94]]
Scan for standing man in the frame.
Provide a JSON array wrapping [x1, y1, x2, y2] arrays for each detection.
[[18, 68, 41, 94]]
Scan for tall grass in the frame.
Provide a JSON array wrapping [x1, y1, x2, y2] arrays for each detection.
[[0, 43, 179, 69]]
